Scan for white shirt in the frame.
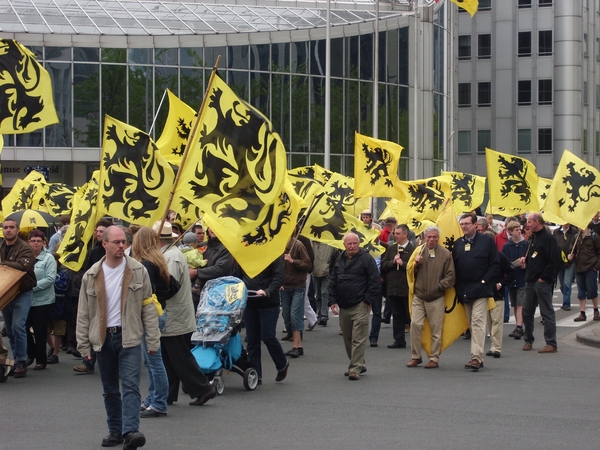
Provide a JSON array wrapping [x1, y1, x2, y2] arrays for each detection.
[[103, 258, 126, 327]]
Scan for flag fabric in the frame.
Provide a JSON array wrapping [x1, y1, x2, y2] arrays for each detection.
[[174, 73, 287, 222], [301, 173, 383, 256], [394, 176, 452, 223], [0, 39, 59, 133], [1, 170, 48, 213], [537, 176, 563, 225], [98, 115, 175, 226], [450, 0, 478, 17], [287, 166, 326, 202], [486, 148, 540, 214], [155, 89, 196, 167], [441, 171, 486, 213], [46, 183, 75, 216], [58, 173, 99, 271], [199, 178, 304, 278], [544, 150, 600, 230], [353, 132, 403, 198]]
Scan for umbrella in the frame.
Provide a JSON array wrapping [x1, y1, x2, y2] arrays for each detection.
[[3, 209, 58, 229]]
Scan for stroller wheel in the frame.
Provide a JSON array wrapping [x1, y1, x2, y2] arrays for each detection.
[[243, 368, 259, 391], [212, 376, 225, 395]]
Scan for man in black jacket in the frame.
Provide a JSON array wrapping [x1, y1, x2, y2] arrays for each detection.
[[521, 212, 561, 353], [380, 224, 415, 349], [453, 213, 500, 371], [329, 233, 380, 380]]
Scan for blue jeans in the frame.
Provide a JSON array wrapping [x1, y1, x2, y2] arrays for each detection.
[[313, 275, 330, 321], [244, 305, 288, 380], [523, 281, 557, 348], [96, 331, 142, 436], [576, 269, 598, 300], [2, 291, 32, 362], [142, 314, 168, 413], [280, 287, 306, 333], [558, 264, 575, 307]]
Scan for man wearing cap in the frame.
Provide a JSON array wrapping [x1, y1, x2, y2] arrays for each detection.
[[0, 219, 37, 378], [152, 221, 217, 407], [77, 226, 159, 449]]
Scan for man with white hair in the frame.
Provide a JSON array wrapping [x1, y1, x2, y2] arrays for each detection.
[[329, 233, 380, 380]]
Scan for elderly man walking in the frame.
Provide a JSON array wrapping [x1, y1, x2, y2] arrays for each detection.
[[407, 226, 455, 369], [329, 233, 380, 380], [77, 226, 159, 449]]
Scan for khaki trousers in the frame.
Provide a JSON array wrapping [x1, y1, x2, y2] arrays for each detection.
[[486, 300, 504, 353], [410, 295, 445, 362], [339, 302, 370, 374], [463, 298, 487, 363]]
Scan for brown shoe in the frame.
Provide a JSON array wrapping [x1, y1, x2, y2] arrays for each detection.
[[406, 358, 422, 367], [574, 313, 587, 322], [538, 345, 557, 354], [348, 372, 360, 380], [424, 360, 438, 369], [594, 311, 600, 321], [522, 342, 533, 351], [468, 359, 481, 371]]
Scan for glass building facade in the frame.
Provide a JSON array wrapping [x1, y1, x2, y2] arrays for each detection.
[[0, 0, 451, 192]]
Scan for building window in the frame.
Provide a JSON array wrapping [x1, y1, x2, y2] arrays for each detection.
[[458, 130, 471, 155], [518, 80, 532, 105], [583, 129, 588, 154], [478, 130, 491, 155], [458, 83, 471, 107], [584, 81, 589, 106], [478, 82, 492, 106], [539, 0, 552, 6], [518, 32, 532, 57], [458, 35, 471, 60], [518, 0, 532, 7], [538, 79, 552, 105], [584, 33, 588, 57], [538, 30, 553, 56], [479, 0, 492, 10], [538, 128, 552, 154], [478, 34, 492, 59], [518, 129, 532, 154]]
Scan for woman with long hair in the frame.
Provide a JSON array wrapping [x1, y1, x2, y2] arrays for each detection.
[[131, 226, 170, 418]]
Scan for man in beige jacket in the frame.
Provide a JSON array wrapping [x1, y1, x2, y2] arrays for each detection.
[[77, 226, 159, 450]]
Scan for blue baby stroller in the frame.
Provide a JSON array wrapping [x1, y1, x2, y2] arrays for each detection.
[[191, 276, 258, 394]]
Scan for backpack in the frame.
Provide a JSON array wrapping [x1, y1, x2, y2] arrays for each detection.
[[51, 268, 71, 321]]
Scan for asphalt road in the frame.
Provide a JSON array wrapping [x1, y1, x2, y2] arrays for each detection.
[[1, 299, 599, 450]]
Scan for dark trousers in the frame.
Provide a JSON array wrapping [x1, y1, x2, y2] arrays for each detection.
[[27, 304, 53, 365], [523, 281, 557, 348], [244, 305, 288, 380], [160, 332, 212, 403], [369, 285, 384, 342], [387, 295, 408, 344]]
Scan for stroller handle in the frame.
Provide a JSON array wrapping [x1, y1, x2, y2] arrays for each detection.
[[246, 290, 262, 300]]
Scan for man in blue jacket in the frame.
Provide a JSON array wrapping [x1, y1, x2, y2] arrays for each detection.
[[329, 233, 380, 380], [453, 213, 500, 371]]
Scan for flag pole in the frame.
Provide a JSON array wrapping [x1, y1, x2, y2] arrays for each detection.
[[156, 56, 222, 236], [148, 88, 169, 136]]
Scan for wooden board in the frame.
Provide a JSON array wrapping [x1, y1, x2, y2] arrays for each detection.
[[0, 265, 26, 311]]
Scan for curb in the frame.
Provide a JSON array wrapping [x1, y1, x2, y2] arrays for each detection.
[[575, 321, 600, 349]]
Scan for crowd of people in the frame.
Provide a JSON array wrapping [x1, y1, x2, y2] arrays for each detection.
[[2, 208, 600, 449]]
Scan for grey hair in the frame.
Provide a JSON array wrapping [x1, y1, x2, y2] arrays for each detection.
[[423, 226, 441, 237]]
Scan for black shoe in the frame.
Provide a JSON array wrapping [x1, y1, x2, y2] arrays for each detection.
[[387, 341, 406, 349], [47, 354, 59, 364], [561, 305, 571, 311], [123, 431, 146, 450], [189, 387, 217, 406], [276, 361, 289, 382], [140, 409, 167, 418], [513, 327, 523, 340], [369, 340, 378, 347], [318, 319, 328, 326], [101, 431, 123, 447], [71, 348, 82, 358], [381, 319, 391, 324], [486, 350, 501, 358], [47, 348, 54, 358], [13, 361, 27, 378], [463, 330, 471, 340], [280, 334, 293, 341], [285, 347, 302, 358]]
